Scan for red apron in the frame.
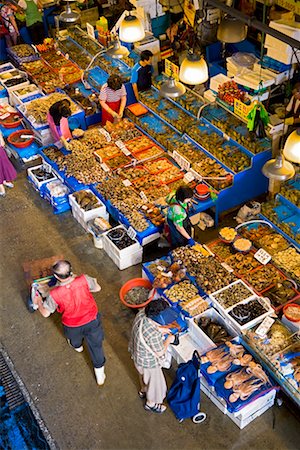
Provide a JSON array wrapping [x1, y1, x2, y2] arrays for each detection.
[[101, 100, 121, 125]]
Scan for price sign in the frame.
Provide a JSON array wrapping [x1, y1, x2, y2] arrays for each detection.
[[122, 179, 132, 187], [183, 171, 195, 183], [127, 226, 137, 240], [140, 191, 148, 202], [223, 133, 230, 141], [190, 168, 202, 181], [255, 317, 275, 338], [233, 98, 252, 122], [172, 150, 191, 171], [42, 162, 52, 173], [254, 248, 272, 265], [99, 128, 111, 142], [181, 157, 191, 172], [221, 262, 234, 273], [28, 115, 36, 124], [115, 139, 131, 156], [100, 163, 110, 172], [86, 23, 95, 40], [165, 59, 179, 81]]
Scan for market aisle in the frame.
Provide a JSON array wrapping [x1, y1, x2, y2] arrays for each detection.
[[0, 171, 299, 450]]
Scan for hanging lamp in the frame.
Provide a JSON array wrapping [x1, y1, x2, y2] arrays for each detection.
[[283, 129, 300, 164], [217, 16, 247, 43], [262, 154, 295, 181], [179, 51, 208, 85], [59, 0, 80, 23], [119, 13, 145, 43], [106, 38, 129, 59], [160, 78, 186, 98]]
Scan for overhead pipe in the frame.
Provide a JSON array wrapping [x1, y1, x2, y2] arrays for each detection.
[[205, 0, 300, 50]]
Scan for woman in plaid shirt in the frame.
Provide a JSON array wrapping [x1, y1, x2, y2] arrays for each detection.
[[130, 299, 175, 414]]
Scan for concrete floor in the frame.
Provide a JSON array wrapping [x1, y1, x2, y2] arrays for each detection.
[[0, 169, 299, 450]]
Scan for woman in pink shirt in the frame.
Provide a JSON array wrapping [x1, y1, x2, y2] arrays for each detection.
[[47, 99, 72, 147]]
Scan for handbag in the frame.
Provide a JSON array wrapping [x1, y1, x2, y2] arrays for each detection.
[[139, 318, 172, 369]]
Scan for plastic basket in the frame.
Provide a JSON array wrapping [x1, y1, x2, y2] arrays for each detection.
[[119, 278, 154, 309]]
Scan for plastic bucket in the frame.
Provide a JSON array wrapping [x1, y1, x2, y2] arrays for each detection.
[[8, 129, 34, 148], [93, 234, 104, 249], [119, 278, 154, 309], [283, 303, 300, 323]]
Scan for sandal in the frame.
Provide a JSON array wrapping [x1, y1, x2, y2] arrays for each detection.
[[144, 403, 166, 414], [138, 390, 146, 399]]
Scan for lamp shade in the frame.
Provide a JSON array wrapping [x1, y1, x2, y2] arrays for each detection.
[[262, 155, 295, 181], [107, 40, 129, 59], [179, 52, 208, 85], [119, 14, 145, 43], [283, 129, 300, 164], [59, 1, 80, 23], [217, 17, 247, 43], [160, 78, 186, 98]]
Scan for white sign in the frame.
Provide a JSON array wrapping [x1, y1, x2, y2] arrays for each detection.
[[86, 23, 95, 40], [183, 171, 195, 183], [254, 248, 272, 265], [0, 113, 10, 120], [221, 262, 234, 273], [127, 226, 137, 240], [223, 133, 230, 141], [100, 163, 110, 172], [140, 191, 148, 202], [172, 150, 191, 171], [99, 128, 111, 142], [255, 317, 275, 338], [115, 139, 131, 156], [122, 179, 132, 187], [190, 168, 203, 181]]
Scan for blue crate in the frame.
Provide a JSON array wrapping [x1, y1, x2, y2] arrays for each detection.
[[0, 63, 14, 73], [142, 256, 172, 283], [87, 66, 109, 90], [282, 214, 300, 237], [152, 306, 187, 334], [260, 55, 292, 73], [21, 93, 44, 103]]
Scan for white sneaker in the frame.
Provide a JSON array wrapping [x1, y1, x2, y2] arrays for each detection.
[[66, 339, 83, 352], [4, 181, 13, 188], [94, 366, 106, 386]]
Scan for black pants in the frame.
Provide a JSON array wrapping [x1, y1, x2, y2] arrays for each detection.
[[63, 313, 105, 368], [28, 21, 44, 44]]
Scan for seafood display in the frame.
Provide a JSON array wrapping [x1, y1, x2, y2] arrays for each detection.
[[229, 299, 268, 326], [105, 119, 142, 141], [43, 146, 65, 164], [265, 280, 298, 308], [192, 256, 236, 294], [245, 265, 283, 292], [4, 76, 28, 88], [240, 224, 273, 241], [152, 261, 186, 289], [164, 280, 199, 303], [201, 342, 254, 375], [125, 136, 153, 153], [212, 282, 254, 309], [73, 190, 99, 211], [124, 287, 150, 305], [284, 304, 300, 321], [145, 258, 171, 277], [192, 159, 232, 190], [209, 241, 233, 259], [96, 178, 148, 232], [197, 316, 233, 344], [68, 27, 102, 56], [233, 238, 252, 252], [106, 228, 136, 249], [281, 183, 300, 207], [226, 252, 261, 275], [105, 154, 130, 170], [246, 321, 295, 357], [58, 38, 92, 68], [261, 200, 300, 244], [273, 247, 300, 280], [180, 295, 208, 317], [134, 146, 164, 161], [258, 232, 290, 256], [31, 166, 55, 182], [25, 93, 78, 124], [219, 227, 237, 242], [9, 44, 36, 58], [118, 166, 148, 181]]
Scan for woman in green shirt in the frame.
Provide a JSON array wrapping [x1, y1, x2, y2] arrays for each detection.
[[166, 186, 195, 248], [18, 0, 43, 44]]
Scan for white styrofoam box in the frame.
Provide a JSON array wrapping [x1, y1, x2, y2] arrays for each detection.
[[103, 225, 142, 259], [224, 296, 275, 333], [69, 190, 107, 223], [73, 209, 109, 232], [233, 72, 274, 91], [107, 247, 143, 270], [9, 84, 42, 106], [265, 35, 300, 64], [141, 231, 161, 246], [4, 80, 30, 93], [210, 280, 256, 316], [247, 91, 270, 102], [209, 74, 231, 93], [0, 63, 15, 74], [188, 308, 238, 348], [170, 332, 201, 364], [269, 19, 300, 40], [103, 225, 143, 270], [27, 164, 57, 190]]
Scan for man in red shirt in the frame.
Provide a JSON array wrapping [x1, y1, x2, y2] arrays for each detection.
[[33, 260, 106, 386]]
